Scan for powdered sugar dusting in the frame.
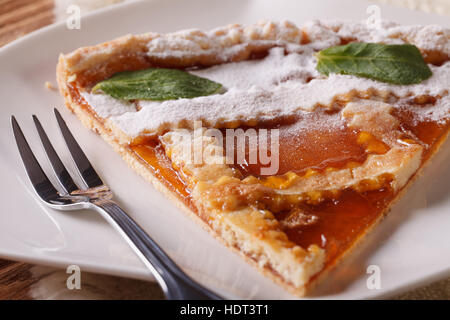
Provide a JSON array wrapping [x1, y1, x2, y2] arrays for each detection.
[[80, 20, 450, 140], [81, 91, 135, 117], [190, 47, 317, 90], [322, 20, 450, 54]]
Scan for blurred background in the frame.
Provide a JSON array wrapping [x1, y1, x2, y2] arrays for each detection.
[[1, 0, 450, 47]]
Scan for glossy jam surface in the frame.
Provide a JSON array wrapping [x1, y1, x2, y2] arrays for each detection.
[[131, 142, 195, 211], [233, 110, 368, 177], [394, 96, 449, 149], [278, 188, 394, 266]]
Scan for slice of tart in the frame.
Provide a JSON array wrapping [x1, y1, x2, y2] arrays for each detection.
[[56, 20, 450, 296]]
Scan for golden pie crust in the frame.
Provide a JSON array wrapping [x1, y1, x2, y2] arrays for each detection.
[[56, 20, 450, 296]]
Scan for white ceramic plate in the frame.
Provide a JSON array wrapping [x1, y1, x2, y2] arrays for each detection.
[[0, 0, 449, 299]]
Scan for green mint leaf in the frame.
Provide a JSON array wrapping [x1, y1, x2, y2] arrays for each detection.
[[316, 42, 432, 85], [92, 68, 223, 101]]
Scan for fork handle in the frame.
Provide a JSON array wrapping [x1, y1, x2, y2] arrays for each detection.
[[92, 199, 223, 300]]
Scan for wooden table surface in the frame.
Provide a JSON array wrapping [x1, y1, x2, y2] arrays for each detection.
[[0, 0, 448, 300]]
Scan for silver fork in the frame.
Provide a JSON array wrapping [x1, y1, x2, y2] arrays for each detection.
[[11, 109, 223, 300]]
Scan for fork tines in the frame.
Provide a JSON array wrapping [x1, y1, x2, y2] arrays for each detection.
[[12, 109, 104, 202]]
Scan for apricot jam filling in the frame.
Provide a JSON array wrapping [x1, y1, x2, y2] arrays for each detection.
[[232, 110, 369, 177], [228, 109, 389, 179], [131, 142, 195, 210], [277, 187, 395, 266], [394, 95, 450, 149]]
